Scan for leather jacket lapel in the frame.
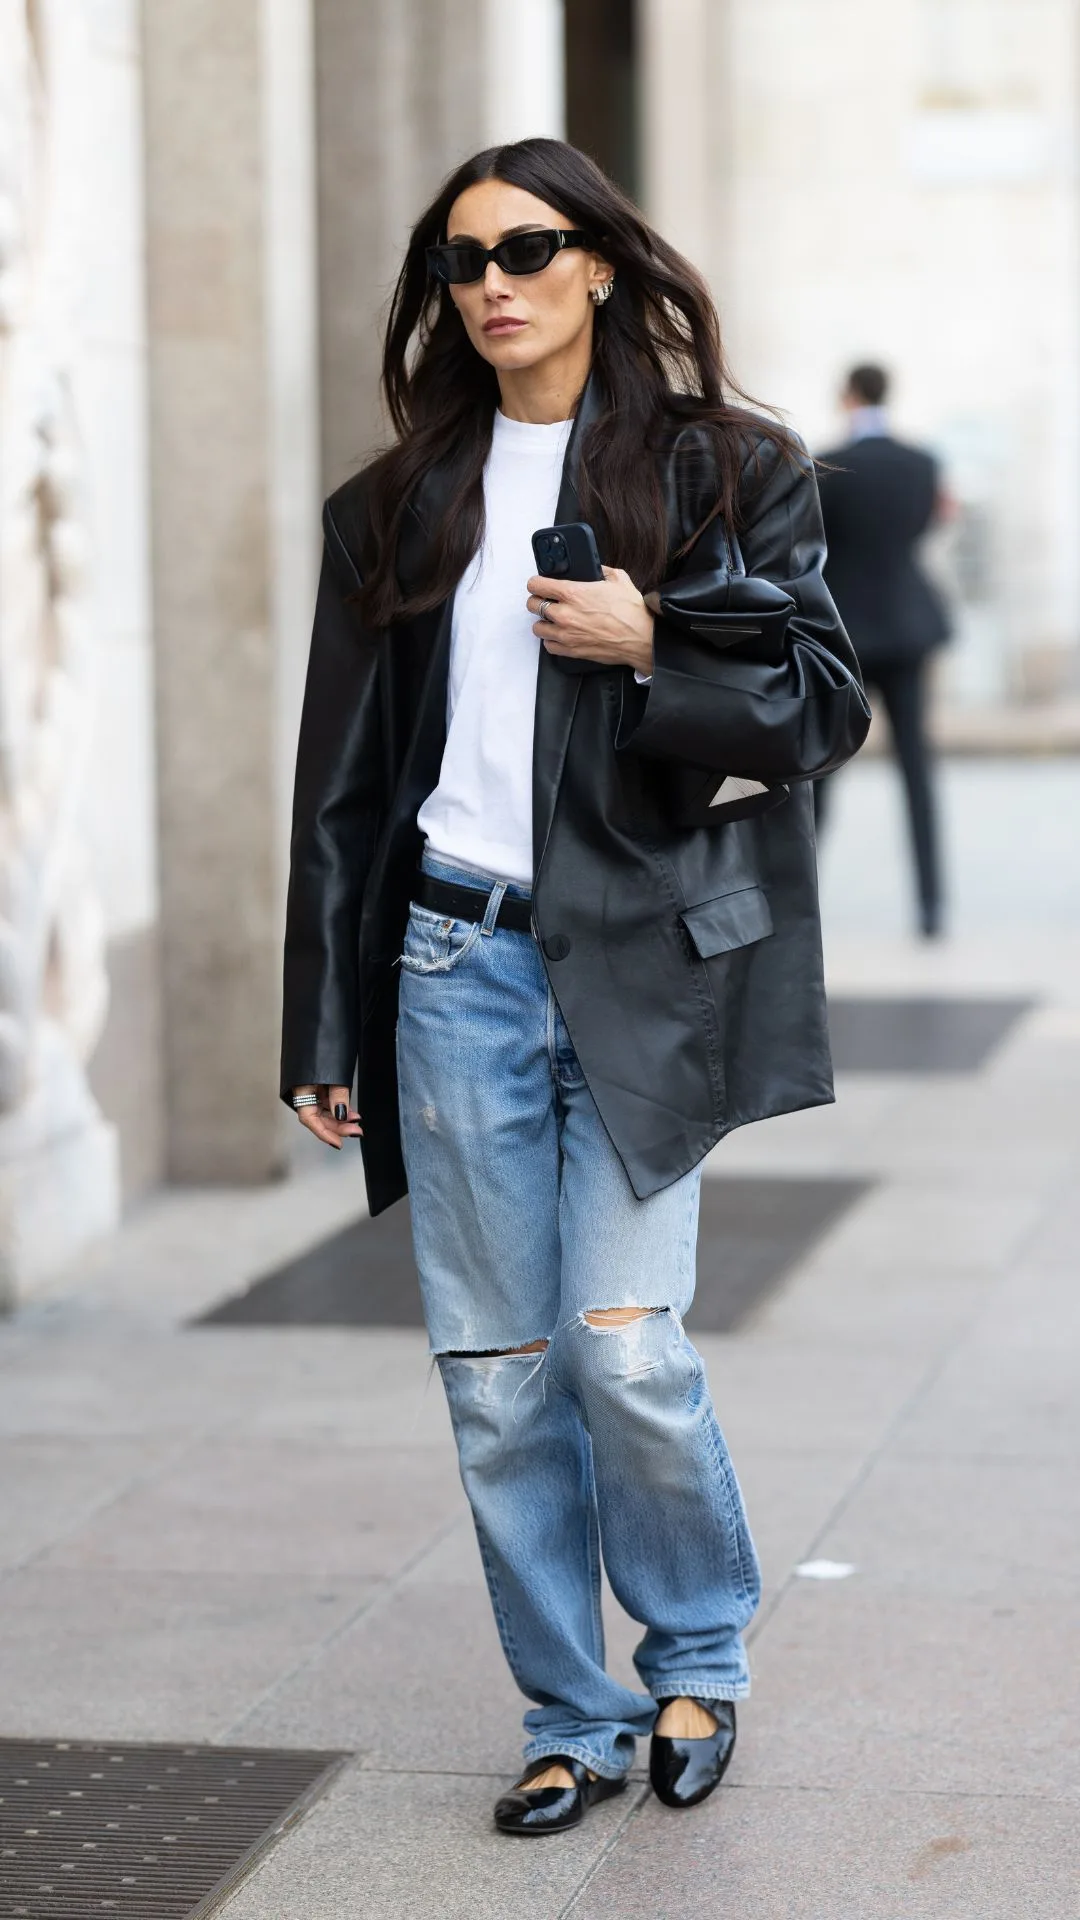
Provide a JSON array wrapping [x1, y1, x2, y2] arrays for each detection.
[[531, 372, 604, 879], [391, 465, 459, 806]]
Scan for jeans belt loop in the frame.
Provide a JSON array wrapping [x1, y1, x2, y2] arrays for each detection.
[[481, 879, 508, 936]]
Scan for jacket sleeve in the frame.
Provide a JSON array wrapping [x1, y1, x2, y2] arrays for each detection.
[[616, 436, 871, 781], [280, 499, 381, 1102]]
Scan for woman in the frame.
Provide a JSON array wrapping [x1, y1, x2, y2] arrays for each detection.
[[282, 137, 869, 1836]]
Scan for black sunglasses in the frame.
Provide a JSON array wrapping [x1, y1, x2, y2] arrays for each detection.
[[426, 228, 593, 286]]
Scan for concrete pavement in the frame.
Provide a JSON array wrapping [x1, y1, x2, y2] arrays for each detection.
[[2, 756, 1078, 1917]]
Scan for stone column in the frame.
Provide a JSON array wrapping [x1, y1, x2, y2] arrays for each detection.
[[0, 0, 120, 1302], [141, 0, 320, 1183], [314, 0, 565, 490], [261, 0, 323, 910], [79, 0, 165, 1208], [481, 0, 565, 150], [638, 0, 722, 279]]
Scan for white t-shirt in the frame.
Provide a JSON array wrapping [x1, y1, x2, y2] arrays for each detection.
[[417, 410, 573, 886]]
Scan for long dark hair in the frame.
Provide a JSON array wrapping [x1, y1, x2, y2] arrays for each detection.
[[356, 138, 794, 627]]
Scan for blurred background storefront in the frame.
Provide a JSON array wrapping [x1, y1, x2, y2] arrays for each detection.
[[2, 0, 1078, 1301]]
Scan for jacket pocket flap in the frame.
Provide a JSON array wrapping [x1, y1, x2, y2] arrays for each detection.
[[680, 886, 774, 958]]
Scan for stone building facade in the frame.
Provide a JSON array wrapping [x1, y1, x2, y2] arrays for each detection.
[[1, 0, 1077, 1297]]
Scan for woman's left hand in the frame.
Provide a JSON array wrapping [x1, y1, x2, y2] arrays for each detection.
[[527, 567, 655, 676]]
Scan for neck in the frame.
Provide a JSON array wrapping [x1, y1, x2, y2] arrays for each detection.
[[496, 327, 594, 425], [847, 403, 889, 437]]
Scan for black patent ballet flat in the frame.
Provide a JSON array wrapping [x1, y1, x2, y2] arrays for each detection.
[[493, 1754, 626, 1836], [649, 1698, 737, 1809]]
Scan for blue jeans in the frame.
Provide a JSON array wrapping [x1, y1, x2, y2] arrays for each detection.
[[396, 854, 760, 1779]]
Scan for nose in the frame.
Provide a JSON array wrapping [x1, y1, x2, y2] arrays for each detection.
[[483, 260, 514, 298]]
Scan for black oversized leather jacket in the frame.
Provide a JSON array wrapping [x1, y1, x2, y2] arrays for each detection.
[[281, 375, 871, 1215]]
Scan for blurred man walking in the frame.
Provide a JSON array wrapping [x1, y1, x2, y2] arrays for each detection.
[[816, 364, 951, 936]]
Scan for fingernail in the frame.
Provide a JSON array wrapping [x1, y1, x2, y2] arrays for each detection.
[[333, 1103, 347, 1122]]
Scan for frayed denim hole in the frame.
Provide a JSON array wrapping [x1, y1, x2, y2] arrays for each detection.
[[510, 1345, 548, 1418], [400, 914, 482, 976], [580, 1306, 667, 1330], [435, 1344, 550, 1420], [578, 1306, 674, 1381], [437, 1343, 549, 1359]]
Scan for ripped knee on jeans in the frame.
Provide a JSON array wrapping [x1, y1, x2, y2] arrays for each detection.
[[583, 1307, 662, 1330], [444, 1339, 549, 1358]]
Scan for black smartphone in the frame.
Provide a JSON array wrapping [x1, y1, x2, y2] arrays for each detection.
[[531, 522, 609, 675]]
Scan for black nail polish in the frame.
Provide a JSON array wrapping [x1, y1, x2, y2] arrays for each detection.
[[333, 1103, 347, 1122]]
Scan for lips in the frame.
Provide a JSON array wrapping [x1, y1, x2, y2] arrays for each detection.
[[483, 317, 528, 335]]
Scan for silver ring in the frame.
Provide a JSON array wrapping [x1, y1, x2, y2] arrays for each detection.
[[538, 598, 554, 622], [291, 1093, 320, 1110]]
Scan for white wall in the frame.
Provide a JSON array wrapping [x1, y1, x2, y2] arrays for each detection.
[[642, 0, 1080, 706], [259, 0, 322, 898], [482, 0, 565, 146]]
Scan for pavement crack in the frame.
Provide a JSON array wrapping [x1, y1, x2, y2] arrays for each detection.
[[557, 1783, 652, 1918]]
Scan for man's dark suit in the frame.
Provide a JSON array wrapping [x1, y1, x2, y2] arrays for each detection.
[[815, 433, 951, 931]]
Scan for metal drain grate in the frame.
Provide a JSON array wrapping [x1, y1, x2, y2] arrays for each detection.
[[0, 1739, 348, 1919]]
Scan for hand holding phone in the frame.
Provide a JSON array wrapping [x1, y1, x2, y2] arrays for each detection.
[[530, 522, 610, 676], [529, 523, 656, 677]]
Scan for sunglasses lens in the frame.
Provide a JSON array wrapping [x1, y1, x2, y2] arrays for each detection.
[[428, 230, 580, 283], [429, 244, 487, 284], [499, 233, 557, 275]]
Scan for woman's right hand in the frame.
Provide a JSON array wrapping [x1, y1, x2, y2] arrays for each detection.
[[291, 1085, 363, 1150]]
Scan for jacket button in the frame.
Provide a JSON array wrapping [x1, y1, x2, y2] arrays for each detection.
[[543, 934, 571, 961]]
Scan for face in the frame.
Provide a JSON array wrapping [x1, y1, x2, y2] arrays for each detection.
[[442, 179, 613, 375]]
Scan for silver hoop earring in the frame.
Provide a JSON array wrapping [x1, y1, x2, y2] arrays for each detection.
[[590, 278, 614, 306]]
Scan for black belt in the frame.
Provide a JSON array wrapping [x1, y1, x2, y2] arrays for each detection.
[[415, 872, 534, 935]]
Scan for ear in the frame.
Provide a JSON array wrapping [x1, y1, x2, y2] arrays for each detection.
[[588, 252, 615, 296]]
